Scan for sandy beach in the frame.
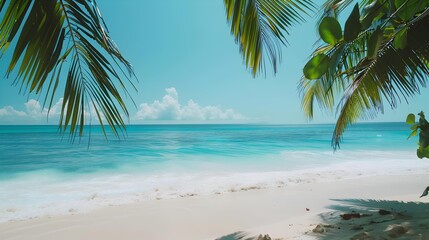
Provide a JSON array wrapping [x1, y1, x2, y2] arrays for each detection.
[[1, 173, 428, 240], [1, 0, 429, 239]]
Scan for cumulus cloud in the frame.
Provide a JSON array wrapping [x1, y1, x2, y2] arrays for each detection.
[[0, 99, 64, 124], [0, 89, 245, 124], [135, 88, 246, 121], [24, 99, 63, 119], [0, 106, 26, 117], [0, 98, 110, 123]]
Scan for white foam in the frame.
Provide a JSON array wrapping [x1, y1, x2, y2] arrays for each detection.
[[1, 149, 428, 222]]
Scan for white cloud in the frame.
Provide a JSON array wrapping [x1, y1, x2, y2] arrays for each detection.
[[0, 98, 112, 125], [0, 99, 64, 124], [135, 88, 246, 121], [0, 106, 26, 117], [0, 89, 245, 124]]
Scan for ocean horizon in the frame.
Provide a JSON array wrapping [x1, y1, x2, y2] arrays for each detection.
[[1, 122, 428, 222]]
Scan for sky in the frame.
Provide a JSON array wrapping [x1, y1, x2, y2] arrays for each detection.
[[0, 0, 428, 125]]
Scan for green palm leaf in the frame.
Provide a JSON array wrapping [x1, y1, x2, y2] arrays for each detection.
[[224, 0, 315, 76], [0, 0, 136, 139], [301, 0, 429, 148]]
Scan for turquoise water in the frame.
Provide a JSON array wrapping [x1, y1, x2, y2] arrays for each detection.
[[0, 123, 416, 175], [0, 123, 427, 221]]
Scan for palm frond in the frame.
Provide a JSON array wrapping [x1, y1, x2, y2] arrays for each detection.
[[332, 14, 429, 148], [224, 0, 315, 76], [301, 1, 429, 149], [0, 0, 136, 139]]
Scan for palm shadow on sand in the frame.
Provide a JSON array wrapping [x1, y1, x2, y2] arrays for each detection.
[[312, 199, 429, 239], [216, 232, 272, 240]]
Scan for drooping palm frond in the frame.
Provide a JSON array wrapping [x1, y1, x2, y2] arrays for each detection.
[[224, 0, 315, 76], [332, 25, 429, 147], [301, 0, 429, 149], [0, 0, 136, 139]]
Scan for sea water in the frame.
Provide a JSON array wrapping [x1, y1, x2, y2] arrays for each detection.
[[0, 123, 428, 222]]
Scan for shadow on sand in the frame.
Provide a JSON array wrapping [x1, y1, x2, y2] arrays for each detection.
[[311, 199, 429, 239], [216, 232, 272, 240], [216, 232, 273, 240]]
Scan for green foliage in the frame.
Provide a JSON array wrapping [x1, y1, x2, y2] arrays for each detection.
[[224, 0, 315, 76], [344, 3, 362, 42], [319, 17, 342, 45], [393, 28, 408, 50], [0, 0, 136, 139], [361, 1, 383, 28], [300, 0, 429, 148], [406, 113, 415, 125], [303, 54, 331, 80], [394, 0, 428, 21], [367, 27, 383, 59], [406, 112, 429, 159]]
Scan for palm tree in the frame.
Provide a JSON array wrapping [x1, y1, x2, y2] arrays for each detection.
[[0, 0, 136, 139], [224, 0, 429, 148]]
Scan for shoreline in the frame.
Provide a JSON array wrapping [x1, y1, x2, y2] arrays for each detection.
[[1, 173, 428, 240], [1, 156, 428, 223]]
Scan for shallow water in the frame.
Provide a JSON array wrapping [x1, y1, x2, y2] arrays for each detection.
[[0, 123, 427, 222]]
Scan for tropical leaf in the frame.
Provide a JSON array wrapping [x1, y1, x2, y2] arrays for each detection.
[[394, 0, 428, 21], [319, 17, 342, 45], [224, 0, 315, 76], [393, 28, 408, 50], [361, 1, 385, 28], [0, 0, 136, 140], [406, 113, 416, 124], [407, 129, 417, 139], [301, 0, 429, 149], [367, 26, 383, 59], [303, 53, 331, 79], [420, 186, 429, 198], [344, 3, 362, 42]]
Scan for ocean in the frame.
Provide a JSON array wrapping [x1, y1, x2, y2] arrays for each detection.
[[0, 123, 428, 222]]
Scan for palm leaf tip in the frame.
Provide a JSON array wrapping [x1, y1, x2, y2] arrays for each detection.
[[0, 0, 137, 140], [224, 0, 315, 76]]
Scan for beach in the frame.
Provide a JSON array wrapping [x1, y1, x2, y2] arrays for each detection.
[[0, 173, 428, 240], [1, 0, 429, 238], [1, 124, 429, 239]]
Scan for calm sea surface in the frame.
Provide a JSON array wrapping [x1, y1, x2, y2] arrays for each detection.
[[0, 123, 427, 221]]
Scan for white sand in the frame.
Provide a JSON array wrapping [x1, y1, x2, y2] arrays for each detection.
[[0, 173, 428, 240]]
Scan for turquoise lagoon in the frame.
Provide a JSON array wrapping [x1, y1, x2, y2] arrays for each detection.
[[0, 123, 428, 221]]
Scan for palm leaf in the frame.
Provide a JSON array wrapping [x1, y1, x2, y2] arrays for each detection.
[[301, 1, 429, 148], [332, 14, 429, 148], [0, 0, 136, 139], [224, 0, 315, 76]]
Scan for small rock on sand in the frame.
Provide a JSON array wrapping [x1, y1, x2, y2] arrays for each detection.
[[68, 208, 77, 213], [386, 224, 408, 238], [313, 224, 325, 233], [378, 209, 391, 215], [341, 213, 361, 220], [351, 231, 372, 240], [256, 234, 271, 240]]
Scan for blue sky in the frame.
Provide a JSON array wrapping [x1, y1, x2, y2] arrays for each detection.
[[0, 0, 427, 125]]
